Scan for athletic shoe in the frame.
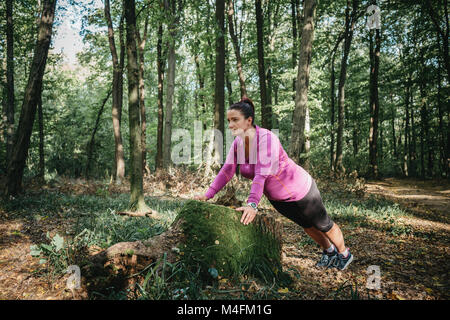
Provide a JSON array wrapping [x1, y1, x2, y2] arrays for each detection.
[[331, 249, 354, 270], [316, 248, 338, 268]]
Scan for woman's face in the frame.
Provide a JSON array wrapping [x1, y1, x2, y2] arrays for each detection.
[[227, 109, 253, 136]]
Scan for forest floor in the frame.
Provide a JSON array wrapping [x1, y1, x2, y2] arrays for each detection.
[[0, 172, 448, 300]]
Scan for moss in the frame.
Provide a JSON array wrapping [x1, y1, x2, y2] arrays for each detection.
[[175, 200, 287, 284]]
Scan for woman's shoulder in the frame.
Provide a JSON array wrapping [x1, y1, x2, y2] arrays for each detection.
[[257, 126, 280, 143]]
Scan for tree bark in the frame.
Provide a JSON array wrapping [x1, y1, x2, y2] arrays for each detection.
[[105, 0, 125, 184], [37, 93, 44, 181], [424, 0, 450, 83], [125, 0, 149, 212], [403, 77, 410, 177], [85, 89, 112, 179], [137, 14, 150, 175], [5, 0, 15, 163], [328, 31, 345, 172], [289, 0, 316, 167], [215, 0, 226, 159], [5, 0, 57, 197], [291, 0, 299, 95], [335, 0, 359, 176], [409, 82, 417, 177], [163, 0, 182, 168], [368, 13, 381, 179], [227, 0, 247, 98], [155, 21, 165, 171], [255, 0, 270, 129], [265, 0, 280, 131]]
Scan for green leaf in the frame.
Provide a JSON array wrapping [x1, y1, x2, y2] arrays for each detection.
[[52, 234, 64, 252], [40, 244, 53, 252], [39, 259, 47, 264], [30, 245, 42, 257]]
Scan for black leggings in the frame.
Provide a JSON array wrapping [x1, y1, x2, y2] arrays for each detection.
[[268, 179, 334, 233]]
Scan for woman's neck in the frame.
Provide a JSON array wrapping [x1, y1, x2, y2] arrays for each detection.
[[240, 126, 256, 141]]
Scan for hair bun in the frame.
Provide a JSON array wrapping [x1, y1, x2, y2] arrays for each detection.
[[240, 97, 255, 112]]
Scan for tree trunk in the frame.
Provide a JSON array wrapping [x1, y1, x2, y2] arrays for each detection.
[[125, 0, 149, 213], [5, 0, 15, 163], [215, 0, 226, 159], [85, 89, 112, 179], [137, 15, 150, 175], [291, 0, 299, 96], [390, 94, 397, 159], [329, 32, 344, 172], [155, 21, 165, 171], [265, 0, 280, 131], [255, 0, 270, 129], [335, 0, 358, 176], [424, 0, 450, 83], [403, 79, 410, 177], [227, 0, 247, 98], [37, 93, 44, 181], [289, 0, 316, 166], [5, 0, 57, 197], [163, 0, 182, 168], [105, 0, 125, 184], [409, 84, 417, 177], [368, 17, 381, 179], [437, 60, 446, 177], [91, 201, 286, 285], [194, 50, 207, 131]]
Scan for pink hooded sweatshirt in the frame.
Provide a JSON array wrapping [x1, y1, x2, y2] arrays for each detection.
[[205, 125, 312, 205]]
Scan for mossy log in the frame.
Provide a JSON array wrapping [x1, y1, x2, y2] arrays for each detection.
[[91, 200, 285, 282]]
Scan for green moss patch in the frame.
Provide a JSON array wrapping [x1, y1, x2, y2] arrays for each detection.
[[175, 200, 287, 284]]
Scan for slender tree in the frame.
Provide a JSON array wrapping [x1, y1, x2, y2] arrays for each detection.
[[85, 89, 112, 178], [5, 0, 15, 163], [155, 20, 165, 171], [335, 0, 359, 175], [163, 0, 183, 168], [368, 1, 381, 179], [136, 13, 150, 175], [255, 0, 271, 129], [227, 0, 247, 98], [289, 0, 317, 167], [5, 0, 57, 196], [215, 0, 226, 155], [124, 0, 149, 212], [105, 0, 125, 184]]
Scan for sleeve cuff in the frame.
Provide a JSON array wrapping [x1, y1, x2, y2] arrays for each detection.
[[204, 187, 217, 199]]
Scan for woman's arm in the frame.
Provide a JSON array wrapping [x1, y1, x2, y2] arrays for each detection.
[[204, 138, 239, 199]]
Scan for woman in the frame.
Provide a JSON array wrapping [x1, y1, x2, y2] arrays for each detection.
[[195, 98, 353, 270]]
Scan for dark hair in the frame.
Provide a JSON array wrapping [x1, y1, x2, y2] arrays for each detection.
[[229, 97, 255, 125]]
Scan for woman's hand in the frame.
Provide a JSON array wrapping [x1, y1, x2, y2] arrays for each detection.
[[194, 194, 208, 201], [236, 206, 258, 225]]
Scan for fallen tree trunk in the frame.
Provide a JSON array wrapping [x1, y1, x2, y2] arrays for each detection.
[[90, 200, 285, 283]]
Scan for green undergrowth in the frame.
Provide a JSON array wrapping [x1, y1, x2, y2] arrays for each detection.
[[321, 192, 424, 238], [0, 184, 433, 300]]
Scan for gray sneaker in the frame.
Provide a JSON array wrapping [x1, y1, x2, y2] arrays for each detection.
[[331, 249, 354, 270], [316, 248, 338, 268]]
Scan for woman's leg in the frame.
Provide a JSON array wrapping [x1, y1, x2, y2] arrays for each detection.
[[303, 227, 332, 250], [304, 223, 346, 253], [324, 223, 346, 253]]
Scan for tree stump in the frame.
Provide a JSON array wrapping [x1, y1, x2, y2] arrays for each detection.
[[90, 200, 286, 284]]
